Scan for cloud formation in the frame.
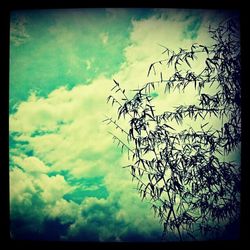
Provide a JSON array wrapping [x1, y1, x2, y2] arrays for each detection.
[[9, 8, 235, 241], [10, 75, 162, 241]]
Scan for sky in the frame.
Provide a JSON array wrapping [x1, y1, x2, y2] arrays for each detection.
[[9, 8, 239, 241]]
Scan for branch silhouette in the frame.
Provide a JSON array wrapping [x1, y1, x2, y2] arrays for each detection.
[[106, 16, 240, 241]]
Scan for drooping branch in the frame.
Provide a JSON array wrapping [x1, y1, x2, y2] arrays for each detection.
[[106, 16, 240, 241]]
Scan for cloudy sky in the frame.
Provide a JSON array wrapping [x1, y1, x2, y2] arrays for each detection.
[[9, 8, 237, 241]]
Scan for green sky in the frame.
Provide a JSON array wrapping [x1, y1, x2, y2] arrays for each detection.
[[9, 8, 237, 241]]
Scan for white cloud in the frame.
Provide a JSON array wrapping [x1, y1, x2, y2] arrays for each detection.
[[112, 10, 226, 136], [10, 74, 121, 180], [67, 193, 162, 241], [114, 11, 217, 93], [46, 198, 79, 224], [10, 168, 36, 206], [10, 9, 234, 241], [10, 159, 72, 205], [36, 174, 73, 203], [13, 156, 50, 174]]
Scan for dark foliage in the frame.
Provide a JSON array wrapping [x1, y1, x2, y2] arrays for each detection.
[[105, 17, 240, 241]]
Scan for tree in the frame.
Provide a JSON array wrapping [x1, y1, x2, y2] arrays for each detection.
[[105, 16, 241, 241]]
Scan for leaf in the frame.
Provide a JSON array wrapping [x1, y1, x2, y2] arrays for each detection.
[[168, 55, 174, 65], [150, 183, 155, 193], [107, 95, 112, 103], [163, 124, 175, 131], [201, 122, 209, 129], [111, 85, 117, 91], [151, 82, 155, 90], [206, 60, 211, 70], [185, 57, 191, 68], [113, 79, 119, 86], [147, 64, 153, 77], [201, 45, 209, 54], [160, 72, 163, 82]]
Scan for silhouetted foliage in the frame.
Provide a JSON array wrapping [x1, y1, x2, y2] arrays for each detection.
[[105, 16, 240, 241]]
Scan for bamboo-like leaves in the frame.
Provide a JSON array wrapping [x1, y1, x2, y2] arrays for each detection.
[[106, 17, 240, 241]]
